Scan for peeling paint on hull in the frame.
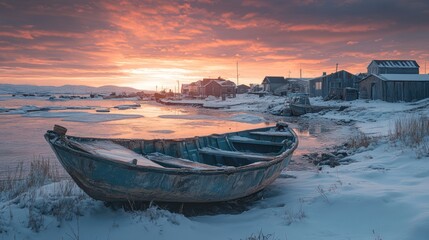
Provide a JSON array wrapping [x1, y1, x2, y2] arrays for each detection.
[[45, 126, 298, 203]]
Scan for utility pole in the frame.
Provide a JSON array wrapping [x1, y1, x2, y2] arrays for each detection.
[[288, 70, 291, 78], [236, 61, 239, 85], [335, 63, 338, 73], [177, 80, 180, 95]]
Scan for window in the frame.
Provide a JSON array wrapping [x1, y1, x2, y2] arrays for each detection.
[[315, 82, 322, 90]]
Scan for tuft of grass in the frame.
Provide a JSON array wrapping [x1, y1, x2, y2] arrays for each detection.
[[0, 157, 60, 200], [389, 114, 429, 157], [283, 198, 306, 225], [0, 157, 88, 232], [390, 114, 429, 145], [347, 132, 372, 150], [242, 230, 280, 240]]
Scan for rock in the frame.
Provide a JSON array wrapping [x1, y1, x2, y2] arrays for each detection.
[[321, 152, 336, 161], [338, 106, 349, 111]]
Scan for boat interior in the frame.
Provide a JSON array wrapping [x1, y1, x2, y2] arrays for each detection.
[[60, 127, 296, 170]]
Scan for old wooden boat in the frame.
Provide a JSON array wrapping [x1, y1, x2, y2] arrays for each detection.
[[45, 124, 298, 203], [289, 94, 312, 116]]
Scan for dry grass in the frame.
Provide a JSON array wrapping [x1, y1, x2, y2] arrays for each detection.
[[0, 157, 60, 200], [389, 115, 429, 158], [0, 157, 87, 232], [347, 132, 373, 150], [243, 230, 280, 240], [390, 115, 429, 146]]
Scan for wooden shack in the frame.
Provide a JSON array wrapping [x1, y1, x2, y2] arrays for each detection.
[[367, 60, 419, 75], [359, 74, 429, 102], [308, 70, 361, 99]]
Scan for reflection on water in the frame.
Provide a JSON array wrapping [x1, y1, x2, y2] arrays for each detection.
[[294, 121, 331, 137], [0, 96, 351, 177], [0, 98, 270, 178], [288, 117, 352, 170]]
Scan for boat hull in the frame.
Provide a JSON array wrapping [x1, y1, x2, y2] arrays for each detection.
[[45, 126, 298, 203]]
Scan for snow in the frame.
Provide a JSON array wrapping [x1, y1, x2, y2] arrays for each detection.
[[379, 74, 429, 81], [1, 93, 429, 239]]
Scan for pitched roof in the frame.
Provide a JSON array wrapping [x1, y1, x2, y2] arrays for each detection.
[[370, 60, 419, 68], [264, 76, 285, 84], [378, 74, 429, 81], [218, 80, 236, 86]]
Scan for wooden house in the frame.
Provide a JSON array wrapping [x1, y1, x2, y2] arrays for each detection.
[[359, 74, 429, 102], [236, 84, 250, 94], [308, 70, 361, 99], [181, 81, 202, 96], [261, 76, 286, 93], [367, 60, 419, 75], [202, 79, 236, 98]]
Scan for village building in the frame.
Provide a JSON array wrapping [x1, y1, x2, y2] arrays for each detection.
[[359, 74, 429, 102], [367, 60, 419, 75], [201, 79, 236, 98], [308, 70, 361, 100], [261, 76, 286, 93], [358, 59, 428, 102], [181, 81, 201, 96], [236, 84, 250, 94], [181, 83, 190, 95]]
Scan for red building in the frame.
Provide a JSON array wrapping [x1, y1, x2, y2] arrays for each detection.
[[201, 78, 236, 98]]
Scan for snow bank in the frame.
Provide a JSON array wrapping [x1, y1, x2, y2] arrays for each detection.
[[1, 139, 428, 240]]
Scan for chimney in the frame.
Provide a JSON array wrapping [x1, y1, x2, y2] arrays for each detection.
[[322, 72, 326, 76]]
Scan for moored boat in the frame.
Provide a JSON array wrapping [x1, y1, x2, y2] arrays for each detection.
[[44, 123, 298, 203], [289, 94, 312, 116]]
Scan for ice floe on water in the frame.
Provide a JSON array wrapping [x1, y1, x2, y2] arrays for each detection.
[[159, 113, 265, 123], [158, 114, 218, 120], [228, 113, 265, 123], [114, 104, 142, 110], [24, 111, 143, 123]]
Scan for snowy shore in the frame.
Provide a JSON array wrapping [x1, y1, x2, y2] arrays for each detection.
[[1, 94, 428, 240]]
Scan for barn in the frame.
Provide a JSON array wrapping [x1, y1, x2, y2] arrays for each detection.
[[359, 74, 429, 102]]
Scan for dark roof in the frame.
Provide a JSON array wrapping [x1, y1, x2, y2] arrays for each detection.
[[370, 60, 419, 68], [263, 76, 285, 84], [309, 70, 357, 81]]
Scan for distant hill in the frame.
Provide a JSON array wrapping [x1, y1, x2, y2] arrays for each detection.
[[0, 84, 153, 94]]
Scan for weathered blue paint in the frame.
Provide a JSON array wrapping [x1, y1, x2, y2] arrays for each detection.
[[45, 126, 298, 203]]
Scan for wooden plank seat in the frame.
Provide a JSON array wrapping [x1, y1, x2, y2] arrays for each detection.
[[249, 131, 294, 137], [228, 136, 286, 147], [145, 152, 220, 169], [198, 147, 273, 162], [67, 139, 163, 168]]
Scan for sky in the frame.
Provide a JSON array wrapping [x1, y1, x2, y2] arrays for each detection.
[[1, 0, 429, 91]]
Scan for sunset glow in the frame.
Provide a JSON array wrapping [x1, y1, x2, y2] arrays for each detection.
[[1, 0, 428, 90]]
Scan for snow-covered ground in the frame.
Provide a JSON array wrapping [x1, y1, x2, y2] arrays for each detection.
[[1, 94, 428, 239]]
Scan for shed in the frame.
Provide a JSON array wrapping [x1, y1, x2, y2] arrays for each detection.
[[359, 74, 429, 102], [308, 70, 361, 99], [367, 60, 419, 75], [236, 84, 250, 94], [261, 76, 285, 93]]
